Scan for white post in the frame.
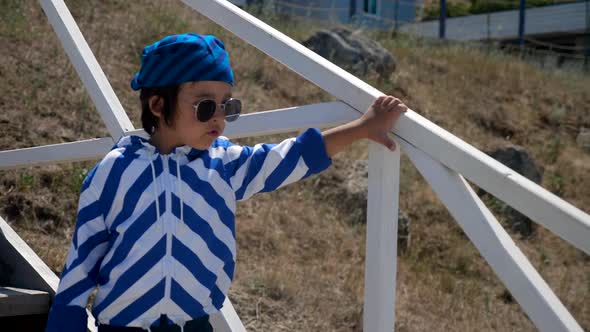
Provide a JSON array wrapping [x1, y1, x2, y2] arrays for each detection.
[[209, 297, 246, 332], [363, 142, 401, 332]]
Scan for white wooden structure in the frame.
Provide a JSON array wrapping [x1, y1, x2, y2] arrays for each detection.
[[0, 0, 589, 331]]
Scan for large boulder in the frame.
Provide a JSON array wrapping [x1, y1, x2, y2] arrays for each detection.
[[488, 145, 543, 183], [302, 28, 396, 79], [485, 145, 543, 238]]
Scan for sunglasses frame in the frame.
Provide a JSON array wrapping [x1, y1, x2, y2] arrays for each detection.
[[192, 98, 241, 123]]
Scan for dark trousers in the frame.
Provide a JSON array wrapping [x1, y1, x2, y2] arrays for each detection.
[[98, 314, 213, 332]]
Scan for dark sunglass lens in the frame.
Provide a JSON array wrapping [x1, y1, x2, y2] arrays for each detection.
[[196, 100, 216, 122], [226, 114, 239, 122], [224, 99, 241, 122]]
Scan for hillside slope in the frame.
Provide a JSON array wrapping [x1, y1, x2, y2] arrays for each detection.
[[1, 0, 589, 330]]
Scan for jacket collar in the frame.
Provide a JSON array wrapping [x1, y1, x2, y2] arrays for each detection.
[[113, 135, 206, 160]]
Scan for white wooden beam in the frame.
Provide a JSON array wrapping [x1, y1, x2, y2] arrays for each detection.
[[401, 140, 583, 332], [126, 101, 358, 140], [0, 103, 356, 171], [0, 137, 114, 170], [38, 0, 134, 140], [395, 113, 590, 256], [364, 142, 400, 332], [0, 287, 50, 317], [181, 0, 590, 255], [224, 101, 356, 138], [0, 216, 59, 293], [209, 297, 246, 332]]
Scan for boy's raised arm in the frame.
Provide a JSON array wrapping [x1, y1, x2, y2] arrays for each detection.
[[224, 127, 332, 201], [222, 95, 406, 202]]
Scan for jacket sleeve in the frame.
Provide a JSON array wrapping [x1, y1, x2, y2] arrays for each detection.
[[226, 128, 332, 201], [45, 174, 110, 332]]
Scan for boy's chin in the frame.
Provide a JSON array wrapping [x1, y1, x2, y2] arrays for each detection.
[[191, 143, 211, 150], [188, 131, 223, 150], [191, 139, 216, 150]]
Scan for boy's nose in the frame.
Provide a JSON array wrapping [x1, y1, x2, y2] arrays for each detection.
[[212, 109, 225, 121]]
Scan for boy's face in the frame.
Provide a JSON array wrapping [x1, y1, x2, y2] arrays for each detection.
[[166, 81, 232, 150]]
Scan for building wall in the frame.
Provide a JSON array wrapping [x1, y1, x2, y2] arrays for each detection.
[[275, 0, 353, 24], [228, 0, 248, 6], [353, 0, 416, 28], [270, 0, 416, 27]]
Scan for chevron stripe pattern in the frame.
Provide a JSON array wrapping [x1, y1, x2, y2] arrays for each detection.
[[130, 33, 234, 91], [45, 128, 332, 331]]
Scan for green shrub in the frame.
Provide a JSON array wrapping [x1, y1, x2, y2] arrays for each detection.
[[469, 0, 556, 14], [423, 2, 472, 20], [422, 0, 566, 20]]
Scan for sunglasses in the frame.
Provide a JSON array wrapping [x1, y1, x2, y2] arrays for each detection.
[[192, 98, 242, 122]]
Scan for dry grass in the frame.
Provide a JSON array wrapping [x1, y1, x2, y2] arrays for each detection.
[[1, 0, 589, 331]]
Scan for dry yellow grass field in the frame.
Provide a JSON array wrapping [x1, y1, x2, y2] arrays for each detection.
[[1, 0, 589, 331]]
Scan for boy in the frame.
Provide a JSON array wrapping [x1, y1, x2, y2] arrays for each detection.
[[45, 33, 407, 332]]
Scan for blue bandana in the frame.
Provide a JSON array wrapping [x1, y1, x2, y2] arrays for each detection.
[[130, 33, 234, 90]]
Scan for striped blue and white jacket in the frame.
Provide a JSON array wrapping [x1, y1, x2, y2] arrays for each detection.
[[45, 128, 332, 332]]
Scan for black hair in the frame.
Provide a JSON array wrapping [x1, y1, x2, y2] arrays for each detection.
[[139, 85, 181, 135]]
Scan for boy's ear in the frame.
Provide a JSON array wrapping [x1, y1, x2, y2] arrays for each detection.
[[148, 95, 164, 118]]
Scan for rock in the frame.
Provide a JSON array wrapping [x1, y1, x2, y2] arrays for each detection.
[[577, 127, 590, 152], [485, 145, 543, 238], [488, 146, 542, 184], [302, 28, 396, 79], [397, 212, 411, 254], [313, 160, 410, 251]]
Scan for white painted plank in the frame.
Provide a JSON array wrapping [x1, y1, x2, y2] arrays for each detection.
[[181, 0, 590, 255], [401, 140, 583, 332], [0, 101, 356, 166], [224, 101, 356, 138], [394, 113, 590, 256], [209, 297, 246, 332], [0, 287, 50, 317], [0, 137, 114, 170], [1, 103, 353, 171], [0, 216, 59, 293], [38, 0, 134, 139], [0, 217, 96, 331], [126, 101, 358, 140], [363, 142, 400, 332]]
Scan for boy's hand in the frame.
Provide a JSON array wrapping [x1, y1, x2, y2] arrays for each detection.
[[322, 95, 407, 157], [359, 95, 408, 151]]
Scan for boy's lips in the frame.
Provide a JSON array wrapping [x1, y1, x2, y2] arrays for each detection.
[[207, 129, 221, 136]]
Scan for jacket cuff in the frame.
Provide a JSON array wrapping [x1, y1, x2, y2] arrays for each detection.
[[45, 304, 88, 332], [296, 128, 332, 174]]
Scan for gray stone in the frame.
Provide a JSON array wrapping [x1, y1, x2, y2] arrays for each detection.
[[485, 145, 543, 238], [397, 211, 411, 254], [577, 127, 590, 152], [302, 28, 396, 79], [488, 145, 542, 184]]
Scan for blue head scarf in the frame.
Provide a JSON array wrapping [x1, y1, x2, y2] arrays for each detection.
[[130, 33, 234, 90]]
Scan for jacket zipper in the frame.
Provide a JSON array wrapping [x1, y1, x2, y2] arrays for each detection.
[[163, 154, 172, 308]]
